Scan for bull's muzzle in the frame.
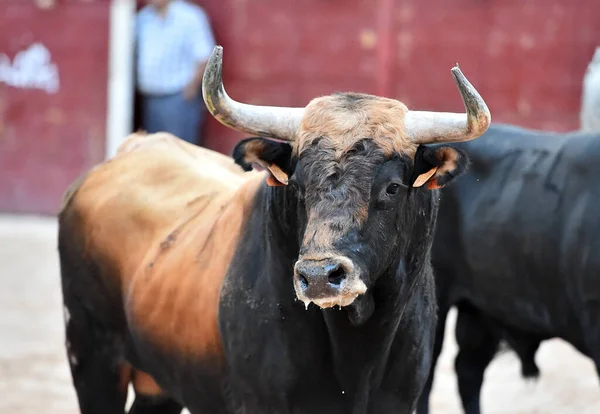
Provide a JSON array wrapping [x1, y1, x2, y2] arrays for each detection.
[[293, 256, 367, 309]]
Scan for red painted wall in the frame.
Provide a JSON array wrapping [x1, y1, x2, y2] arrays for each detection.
[[0, 1, 109, 215], [199, 0, 600, 155], [2, 0, 599, 215]]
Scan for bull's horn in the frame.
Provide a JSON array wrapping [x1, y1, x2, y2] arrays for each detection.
[[404, 65, 491, 144], [202, 46, 305, 141]]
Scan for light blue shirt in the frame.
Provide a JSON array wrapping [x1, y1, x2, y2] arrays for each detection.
[[136, 0, 216, 95]]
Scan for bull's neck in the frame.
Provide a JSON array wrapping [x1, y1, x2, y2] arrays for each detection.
[[261, 182, 302, 267], [237, 180, 302, 289], [228, 179, 437, 406]]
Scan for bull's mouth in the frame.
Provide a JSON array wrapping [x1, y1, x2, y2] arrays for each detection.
[[301, 294, 361, 310], [311, 295, 361, 308], [293, 278, 375, 326], [293, 277, 368, 310]]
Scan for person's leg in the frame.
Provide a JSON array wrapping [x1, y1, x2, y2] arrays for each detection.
[[146, 93, 192, 144], [141, 95, 168, 134], [194, 101, 207, 147], [176, 93, 203, 145], [144, 92, 203, 145]]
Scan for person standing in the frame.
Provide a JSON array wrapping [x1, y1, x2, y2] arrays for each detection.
[[136, 0, 216, 145]]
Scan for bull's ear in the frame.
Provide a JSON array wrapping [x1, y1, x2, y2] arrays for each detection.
[[232, 137, 294, 187], [411, 145, 469, 190]]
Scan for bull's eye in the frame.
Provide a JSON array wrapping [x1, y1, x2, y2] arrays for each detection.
[[288, 177, 302, 193], [386, 183, 401, 195]]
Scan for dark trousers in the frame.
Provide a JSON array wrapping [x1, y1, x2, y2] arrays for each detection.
[[141, 91, 206, 145]]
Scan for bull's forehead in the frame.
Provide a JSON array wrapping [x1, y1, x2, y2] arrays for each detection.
[[294, 92, 417, 157]]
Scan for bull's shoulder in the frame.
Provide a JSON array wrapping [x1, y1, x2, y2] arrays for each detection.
[[125, 172, 264, 362], [59, 131, 268, 363], [61, 133, 258, 284]]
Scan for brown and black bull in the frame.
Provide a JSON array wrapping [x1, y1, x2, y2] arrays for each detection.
[[58, 46, 490, 414]]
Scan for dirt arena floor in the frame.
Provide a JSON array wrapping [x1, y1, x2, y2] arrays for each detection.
[[1, 215, 598, 414]]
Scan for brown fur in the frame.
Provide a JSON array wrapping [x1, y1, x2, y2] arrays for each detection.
[[239, 139, 270, 165], [239, 139, 289, 185], [296, 93, 415, 157], [58, 168, 95, 214], [422, 147, 460, 189], [126, 174, 262, 357], [62, 133, 264, 386], [132, 370, 166, 396], [433, 146, 458, 176], [118, 363, 164, 396], [117, 131, 245, 176]]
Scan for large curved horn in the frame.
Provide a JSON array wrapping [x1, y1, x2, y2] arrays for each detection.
[[404, 65, 491, 144], [202, 46, 305, 141]]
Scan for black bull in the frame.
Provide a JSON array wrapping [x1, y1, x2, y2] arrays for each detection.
[[417, 123, 600, 414]]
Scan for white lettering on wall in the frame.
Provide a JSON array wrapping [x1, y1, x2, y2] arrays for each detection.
[[0, 43, 60, 94]]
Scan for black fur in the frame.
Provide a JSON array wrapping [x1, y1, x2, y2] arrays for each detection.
[[215, 137, 469, 412], [232, 137, 294, 175], [417, 124, 600, 414]]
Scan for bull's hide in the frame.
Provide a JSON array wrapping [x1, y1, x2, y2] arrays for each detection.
[[581, 46, 600, 131]]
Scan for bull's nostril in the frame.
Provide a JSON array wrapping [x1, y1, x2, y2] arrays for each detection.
[[327, 266, 346, 286], [298, 274, 309, 289]]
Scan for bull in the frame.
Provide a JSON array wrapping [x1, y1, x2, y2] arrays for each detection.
[[416, 124, 600, 414], [58, 45, 490, 414]]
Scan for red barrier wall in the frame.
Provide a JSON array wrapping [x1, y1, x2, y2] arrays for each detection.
[[199, 0, 600, 155], [0, 1, 110, 214], [2, 0, 599, 214]]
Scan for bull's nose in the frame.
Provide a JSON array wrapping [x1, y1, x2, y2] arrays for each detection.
[[293, 256, 367, 308], [294, 256, 359, 304], [295, 259, 349, 289]]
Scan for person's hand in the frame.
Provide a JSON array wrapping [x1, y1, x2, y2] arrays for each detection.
[[183, 83, 199, 100]]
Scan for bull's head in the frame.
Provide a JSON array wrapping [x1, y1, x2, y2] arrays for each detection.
[[203, 46, 490, 322]]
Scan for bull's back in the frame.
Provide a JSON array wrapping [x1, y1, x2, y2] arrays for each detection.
[[436, 125, 600, 335], [57, 133, 249, 339], [60, 133, 247, 287], [117, 131, 245, 176]]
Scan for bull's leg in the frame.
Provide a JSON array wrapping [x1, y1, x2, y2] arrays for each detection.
[[454, 303, 499, 414], [63, 300, 129, 414], [59, 210, 129, 413], [415, 304, 450, 414], [128, 395, 183, 414], [582, 300, 600, 382], [502, 330, 541, 379]]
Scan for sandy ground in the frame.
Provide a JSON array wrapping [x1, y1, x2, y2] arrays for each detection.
[[0, 214, 598, 414]]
